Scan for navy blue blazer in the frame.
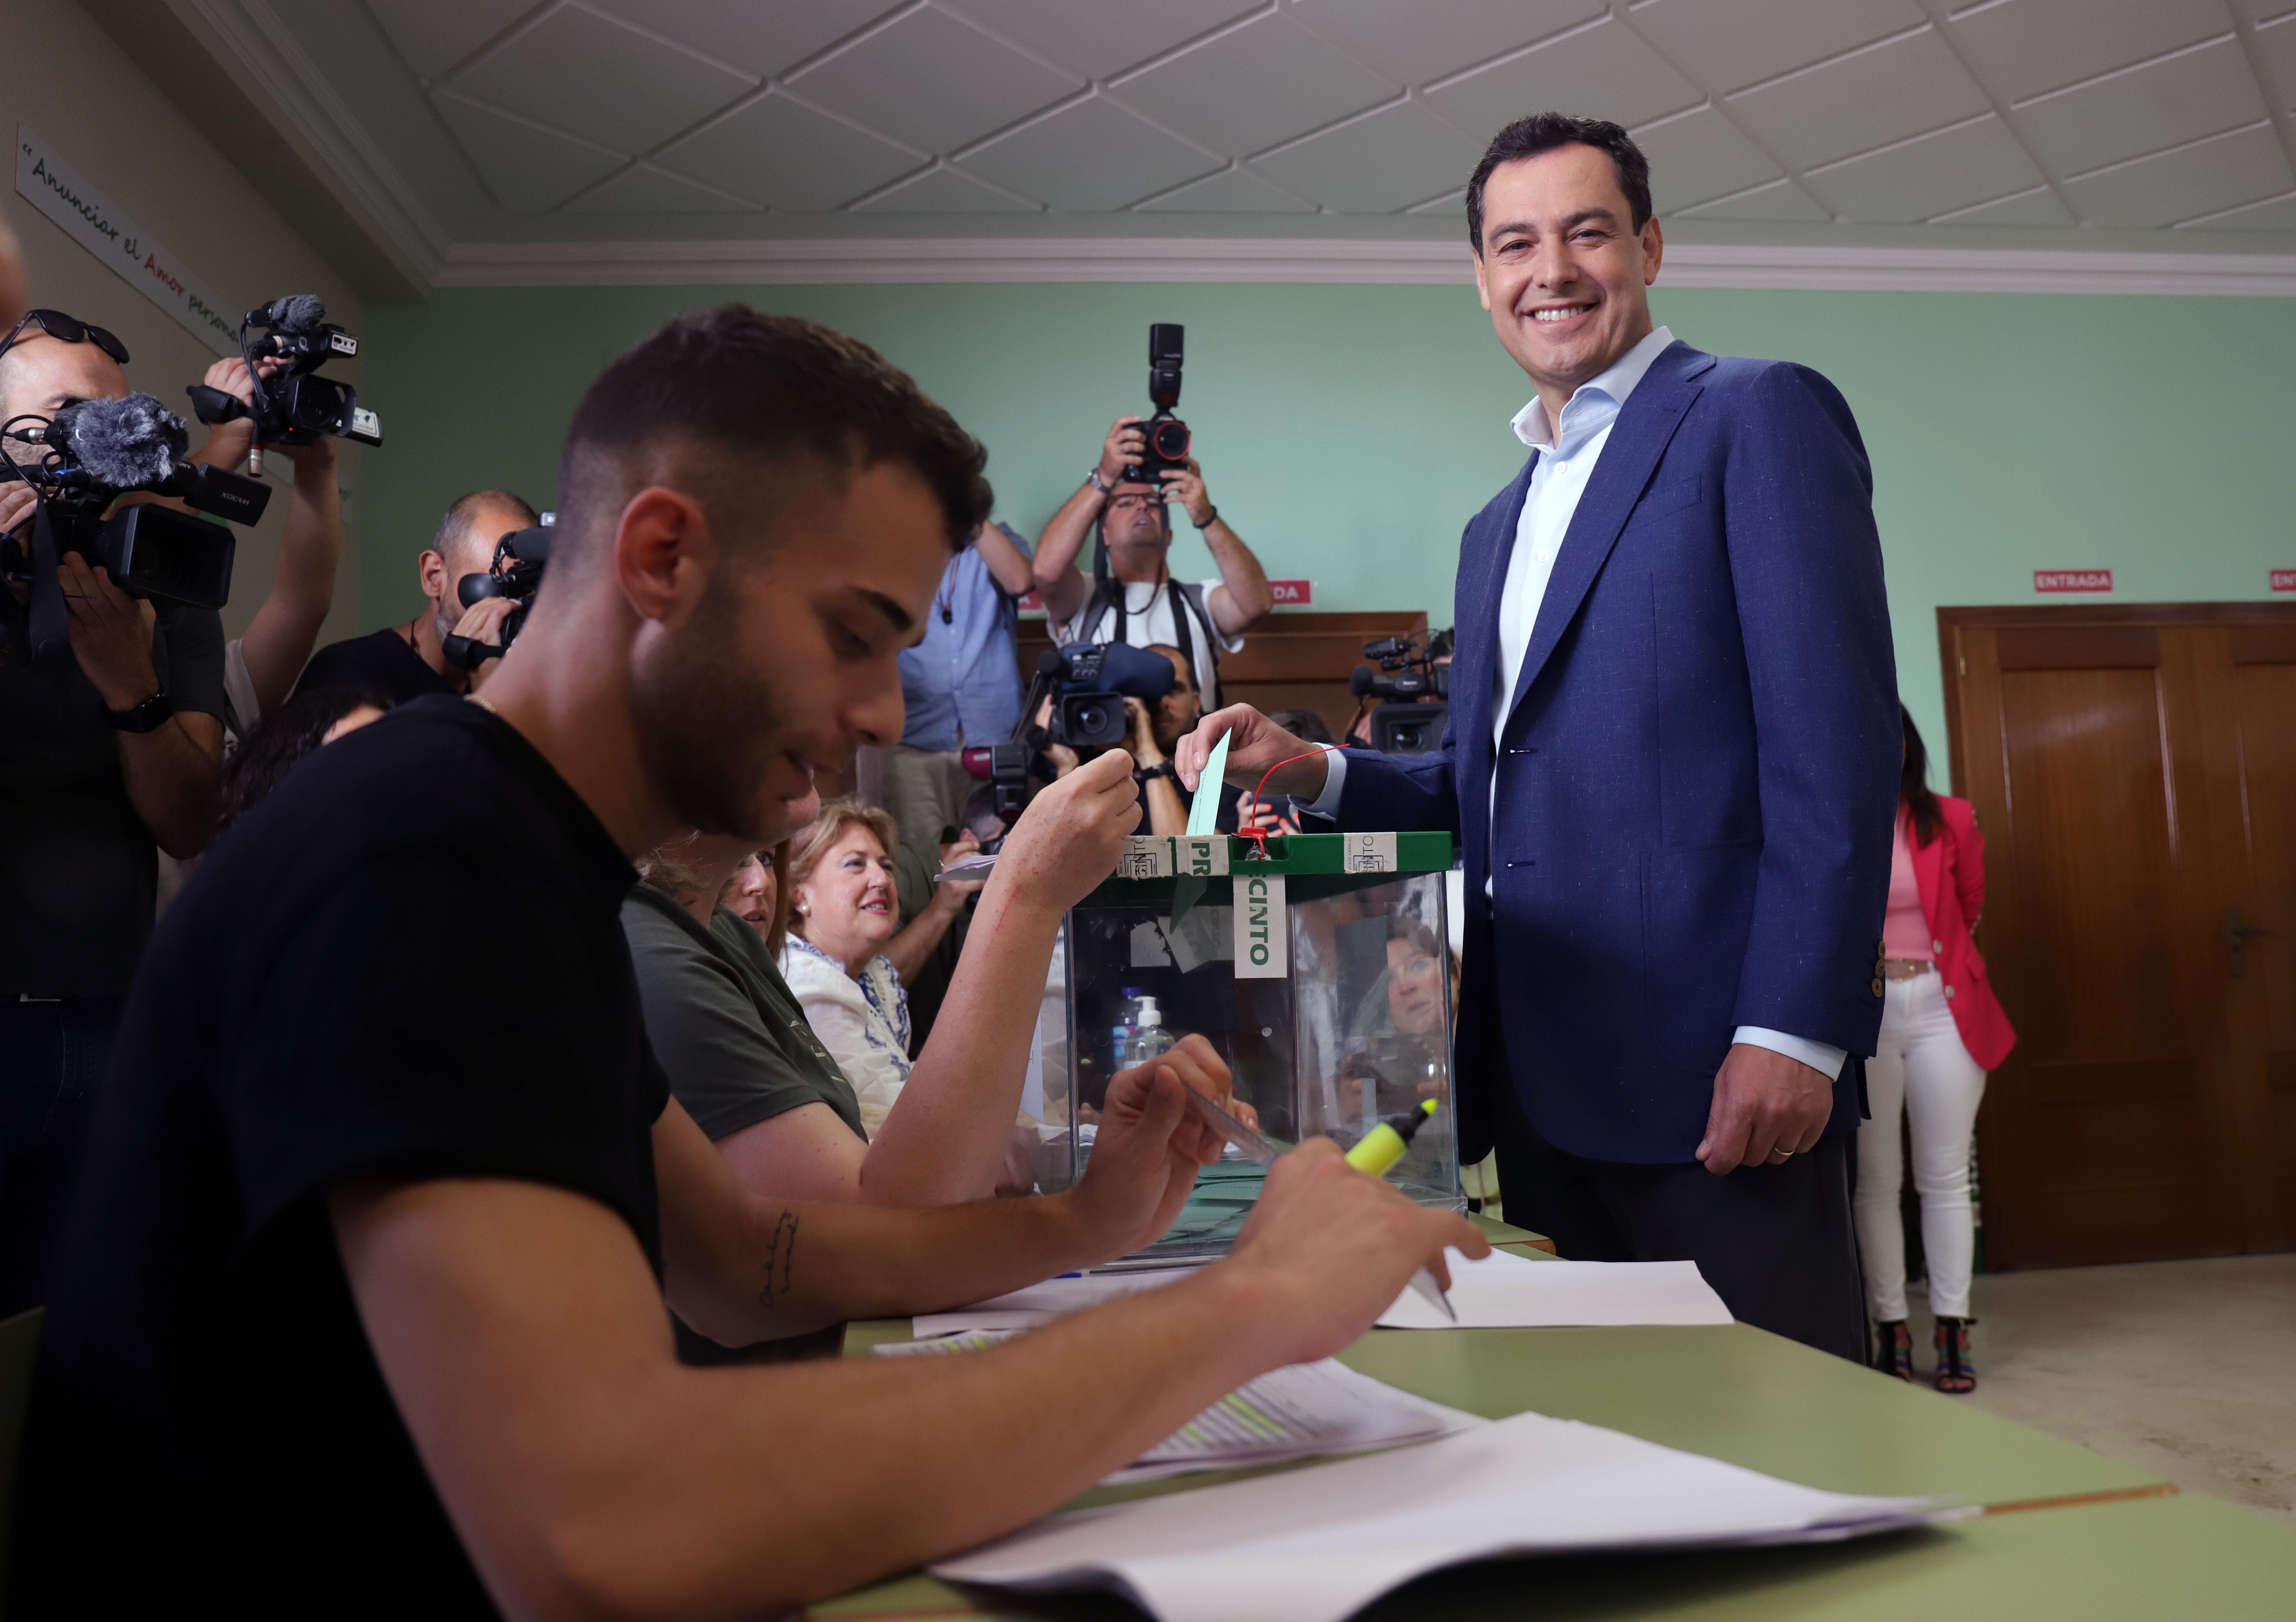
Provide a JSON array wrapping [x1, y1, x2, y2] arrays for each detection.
[[1338, 341, 1898, 1165]]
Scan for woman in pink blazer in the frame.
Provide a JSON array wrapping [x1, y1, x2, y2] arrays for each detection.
[[1855, 707, 2017, 1394]]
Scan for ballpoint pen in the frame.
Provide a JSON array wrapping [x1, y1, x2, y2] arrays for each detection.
[[1181, 1088, 1457, 1324]]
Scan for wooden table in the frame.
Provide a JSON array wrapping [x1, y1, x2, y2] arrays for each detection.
[[812, 1221, 2296, 1620]]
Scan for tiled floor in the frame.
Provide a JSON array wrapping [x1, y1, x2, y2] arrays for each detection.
[[1899, 1253, 2296, 1523]]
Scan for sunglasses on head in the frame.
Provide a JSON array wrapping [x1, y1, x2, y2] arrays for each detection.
[[0, 309, 131, 366]]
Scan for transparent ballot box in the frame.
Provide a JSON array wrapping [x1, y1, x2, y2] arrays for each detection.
[[1032, 831, 1461, 1262]]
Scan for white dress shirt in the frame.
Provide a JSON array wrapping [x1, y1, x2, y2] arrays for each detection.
[[1310, 325, 1845, 1083]]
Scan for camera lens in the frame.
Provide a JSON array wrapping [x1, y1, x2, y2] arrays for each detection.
[[1150, 419, 1191, 460], [1060, 694, 1125, 750]]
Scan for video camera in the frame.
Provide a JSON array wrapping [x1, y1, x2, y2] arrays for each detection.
[[1350, 632, 1451, 755], [442, 514, 552, 670], [0, 392, 271, 666], [187, 295, 384, 467], [961, 640, 1178, 824], [1122, 323, 1190, 489]]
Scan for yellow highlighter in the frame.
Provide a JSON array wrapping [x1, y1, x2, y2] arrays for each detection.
[[1345, 1099, 1440, 1177]]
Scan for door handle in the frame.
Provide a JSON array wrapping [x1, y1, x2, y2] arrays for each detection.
[[2227, 909, 2268, 979]]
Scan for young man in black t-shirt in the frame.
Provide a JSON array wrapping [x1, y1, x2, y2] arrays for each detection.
[[13, 308, 1481, 1618]]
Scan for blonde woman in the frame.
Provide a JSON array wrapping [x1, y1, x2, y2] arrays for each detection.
[[780, 801, 924, 1132]]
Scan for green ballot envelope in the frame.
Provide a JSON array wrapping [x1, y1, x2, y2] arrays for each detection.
[[1034, 831, 1463, 1263]]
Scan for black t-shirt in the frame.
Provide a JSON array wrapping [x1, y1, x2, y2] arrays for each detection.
[[296, 624, 458, 706], [9, 697, 669, 1618], [0, 599, 227, 997]]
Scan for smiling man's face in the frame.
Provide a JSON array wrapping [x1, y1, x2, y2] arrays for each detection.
[[1472, 141, 1663, 407]]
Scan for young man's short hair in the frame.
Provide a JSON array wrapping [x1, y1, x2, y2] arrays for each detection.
[[560, 306, 991, 555], [1465, 113, 1653, 254]]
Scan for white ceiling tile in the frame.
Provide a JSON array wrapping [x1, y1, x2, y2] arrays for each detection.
[[1636, 106, 1781, 213], [2064, 122, 2292, 227], [1677, 177, 1832, 222], [452, 6, 756, 155], [2016, 35, 2263, 178], [656, 92, 923, 210], [1424, 16, 1701, 141], [1806, 115, 2042, 224], [1111, 11, 1398, 157], [1627, 0, 1928, 96], [366, 0, 533, 80], [787, 6, 1081, 154], [853, 166, 1041, 212], [1407, 187, 1469, 215], [561, 164, 762, 213], [1287, 0, 1605, 88], [2179, 189, 2296, 230], [583, 0, 895, 80], [1727, 25, 1988, 171], [2240, 11, 2296, 106], [939, 0, 1260, 81], [1135, 167, 1317, 212], [959, 96, 1220, 210], [1929, 184, 2077, 227], [1947, 0, 2233, 103], [433, 93, 627, 211], [1250, 99, 1486, 214]]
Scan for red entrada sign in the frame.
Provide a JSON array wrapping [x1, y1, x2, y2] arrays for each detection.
[[1269, 579, 1313, 606], [2272, 569, 2296, 592], [2034, 570, 2113, 594]]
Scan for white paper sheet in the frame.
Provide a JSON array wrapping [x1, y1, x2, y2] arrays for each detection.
[[1375, 1248, 1733, 1329], [879, 1334, 1481, 1484], [934, 1409, 1959, 1622], [913, 1266, 1196, 1338]]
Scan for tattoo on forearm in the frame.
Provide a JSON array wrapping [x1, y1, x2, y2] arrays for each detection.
[[760, 1208, 798, 1308]]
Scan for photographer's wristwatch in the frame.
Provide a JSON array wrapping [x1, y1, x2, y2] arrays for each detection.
[[1135, 760, 1176, 784], [1085, 467, 1111, 495], [106, 688, 174, 733]]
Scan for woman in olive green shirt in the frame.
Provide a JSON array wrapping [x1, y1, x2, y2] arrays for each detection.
[[622, 752, 1140, 1207]]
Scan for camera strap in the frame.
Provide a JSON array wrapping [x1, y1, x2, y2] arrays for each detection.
[[26, 505, 73, 671]]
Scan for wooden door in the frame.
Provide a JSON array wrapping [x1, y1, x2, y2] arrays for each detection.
[[1940, 604, 2296, 1268]]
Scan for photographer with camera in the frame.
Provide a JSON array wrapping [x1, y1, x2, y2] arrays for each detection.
[[295, 489, 536, 702], [0, 309, 231, 1314], [1031, 328, 1273, 709]]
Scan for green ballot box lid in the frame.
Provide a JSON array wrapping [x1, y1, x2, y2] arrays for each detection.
[[1081, 831, 1456, 907]]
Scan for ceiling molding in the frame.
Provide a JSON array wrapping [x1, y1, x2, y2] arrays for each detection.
[[435, 235, 2296, 296]]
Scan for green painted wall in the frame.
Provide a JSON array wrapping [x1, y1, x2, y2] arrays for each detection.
[[363, 282, 2296, 761]]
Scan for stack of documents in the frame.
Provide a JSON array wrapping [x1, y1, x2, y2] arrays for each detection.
[[878, 1333, 1479, 1484], [915, 1249, 1732, 1339], [934, 1408, 1959, 1622]]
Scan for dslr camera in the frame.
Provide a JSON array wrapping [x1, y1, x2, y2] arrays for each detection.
[[443, 515, 552, 670], [1351, 632, 1451, 755], [187, 295, 384, 457], [0, 393, 271, 667], [1122, 323, 1191, 488]]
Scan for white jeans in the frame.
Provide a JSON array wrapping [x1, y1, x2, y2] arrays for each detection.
[[1853, 972, 1987, 1320]]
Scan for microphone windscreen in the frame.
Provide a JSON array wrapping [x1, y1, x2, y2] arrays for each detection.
[[1350, 665, 1374, 697], [265, 294, 326, 332], [55, 393, 188, 490]]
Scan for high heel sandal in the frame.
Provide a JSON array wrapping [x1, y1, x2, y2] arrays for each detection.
[[1872, 1319, 1912, 1381], [1934, 1317, 1977, 1394]]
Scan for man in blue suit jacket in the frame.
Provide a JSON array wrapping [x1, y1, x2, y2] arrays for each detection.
[[1178, 115, 1898, 1360]]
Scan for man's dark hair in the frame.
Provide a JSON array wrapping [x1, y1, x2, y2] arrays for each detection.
[[430, 490, 538, 558], [1466, 114, 1653, 255], [1145, 642, 1196, 694], [219, 684, 390, 833], [1268, 707, 1337, 747], [559, 305, 991, 553]]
